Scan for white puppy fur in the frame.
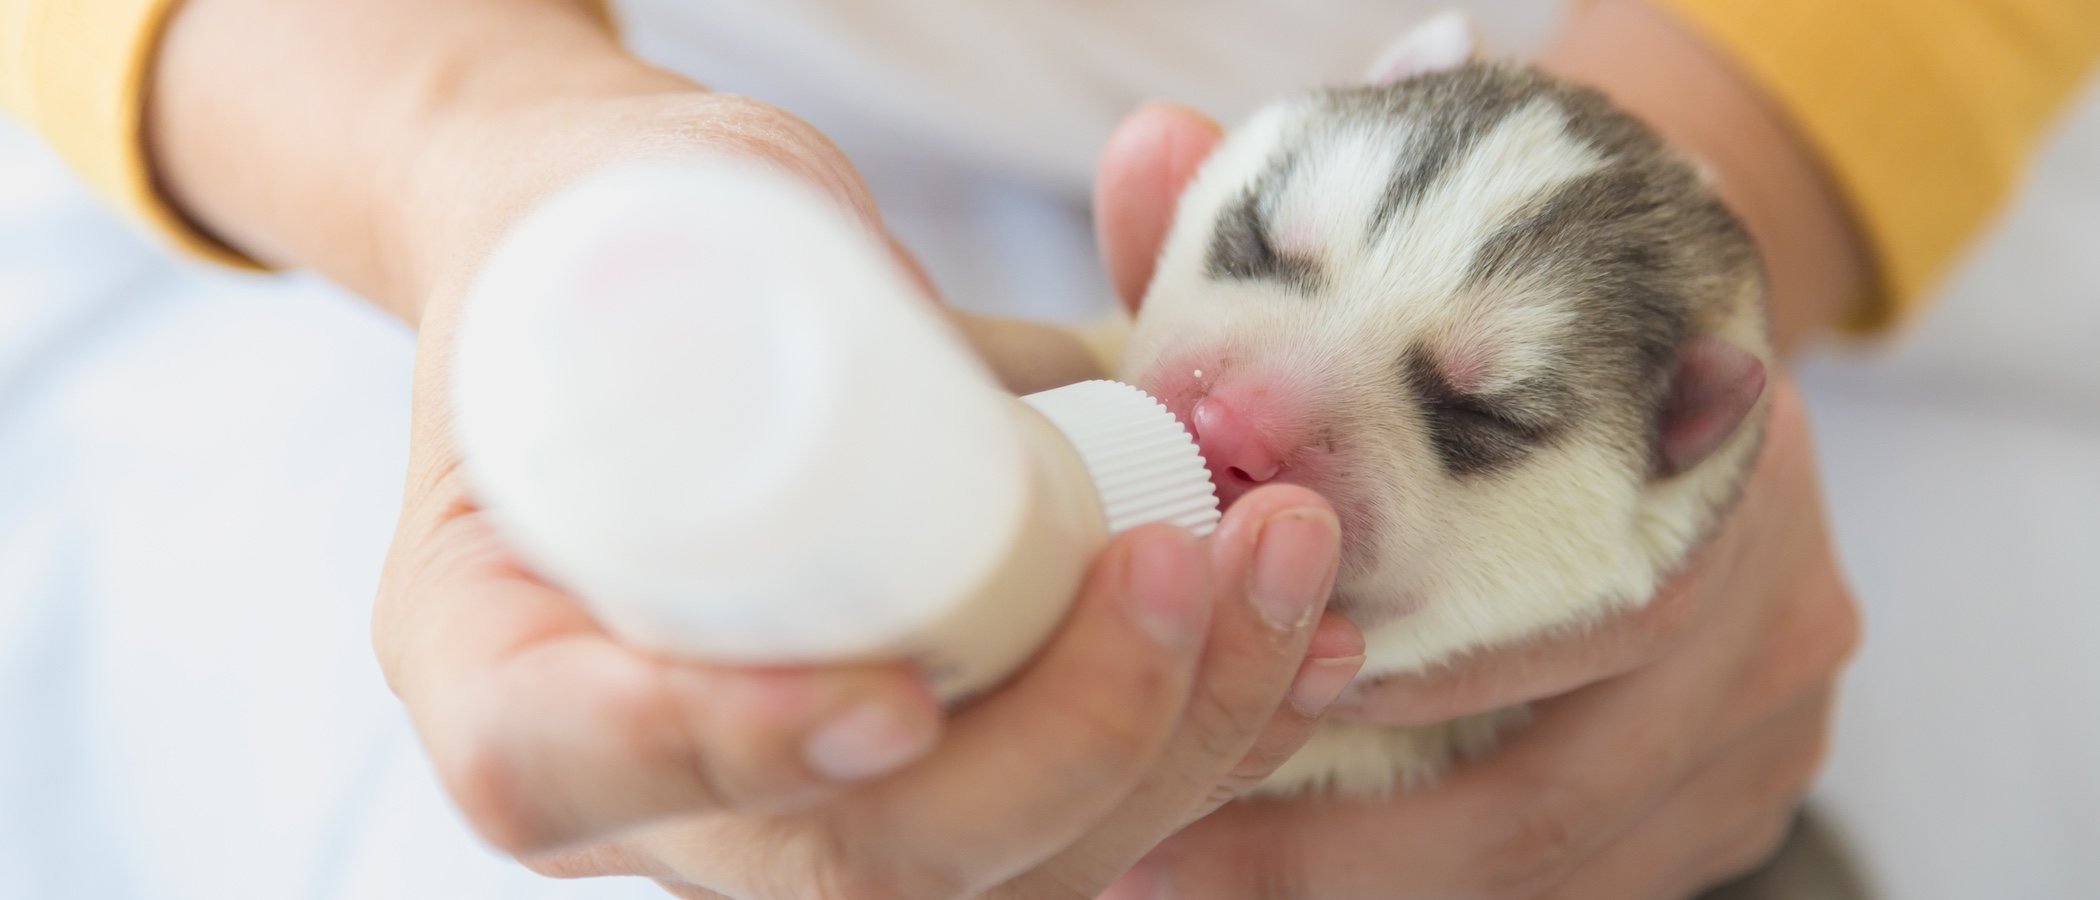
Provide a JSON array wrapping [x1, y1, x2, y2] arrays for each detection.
[[1118, 15, 1769, 795]]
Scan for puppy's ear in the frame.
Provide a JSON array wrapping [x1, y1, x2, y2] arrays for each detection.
[[1365, 10, 1477, 85], [1654, 335, 1766, 478]]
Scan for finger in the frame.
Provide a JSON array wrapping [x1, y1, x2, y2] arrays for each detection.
[[1331, 568, 1706, 727], [947, 309, 1117, 394], [1221, 611, 1366, 795], [385, 512, 942, 854], [1027, 617, 1363, 900], [778, 523, 1219, 900], [999, 488, 1350, 897], [1141, 489, 1354, 809], [1122, 552, 1800, 900], [1094, 102, 1224, 312], [1333, 377, 1830, 727], [1541, 689, 1838, 900]]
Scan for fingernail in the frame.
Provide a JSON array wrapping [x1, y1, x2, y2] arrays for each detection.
[[1251, 508, 1339, 630], [1124, 529, 1207, 649], [803, 703, 935, 782], [1288, 655, 1365, 716]]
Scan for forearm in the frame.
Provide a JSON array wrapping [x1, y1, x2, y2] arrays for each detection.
[[1538, 0, 1870, 355], [145, 0, 684, 320]]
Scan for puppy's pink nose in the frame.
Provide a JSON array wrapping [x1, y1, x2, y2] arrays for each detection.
[[1191, 395, 1285, 503]]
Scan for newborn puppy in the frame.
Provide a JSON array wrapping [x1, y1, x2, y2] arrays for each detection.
[[1117, 16, 1770, 795]]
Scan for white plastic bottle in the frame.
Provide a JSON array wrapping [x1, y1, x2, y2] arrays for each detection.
[[451, 160, 1219, 700]]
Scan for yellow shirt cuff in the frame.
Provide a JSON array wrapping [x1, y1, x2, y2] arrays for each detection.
[[2, 0, 258, 268], [1, 0, 617, 272], [1655, 0, 2100, 333]]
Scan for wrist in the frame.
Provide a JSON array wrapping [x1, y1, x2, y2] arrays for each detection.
[[1536, 0, 1870, 354], [146, 0, 687, 320], [398, 77, 889, 329], [384, 54, 697, 321]]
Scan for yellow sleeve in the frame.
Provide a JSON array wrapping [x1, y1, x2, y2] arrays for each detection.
[[0, 0, 257, 267], [1654, 0, 2100, 333], [0, 0, 614, 271]]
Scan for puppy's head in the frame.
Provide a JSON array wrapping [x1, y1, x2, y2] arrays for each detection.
[[1121, 60, 1767, 670]]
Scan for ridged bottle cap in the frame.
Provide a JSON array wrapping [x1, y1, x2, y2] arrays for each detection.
[[1023, 380, 1221, 537]]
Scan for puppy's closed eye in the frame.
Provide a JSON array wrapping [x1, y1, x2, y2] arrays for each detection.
[[1405, 349, 1560, 476]]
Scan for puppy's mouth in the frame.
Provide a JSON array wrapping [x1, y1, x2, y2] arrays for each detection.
[[1129, 354, 1380, 570]]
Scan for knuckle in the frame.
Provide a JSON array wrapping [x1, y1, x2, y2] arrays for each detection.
[[1187, 683, 1277, 760], [1039, 682, 1173, 781], [1225, 730, 1308, 792], [1202, 780, 1250, 813], [612, 673, 734, 805], [438, 732, 547, 855]]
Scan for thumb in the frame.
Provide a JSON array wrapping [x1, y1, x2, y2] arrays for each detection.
[[1094, 102, 1225, 313]]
